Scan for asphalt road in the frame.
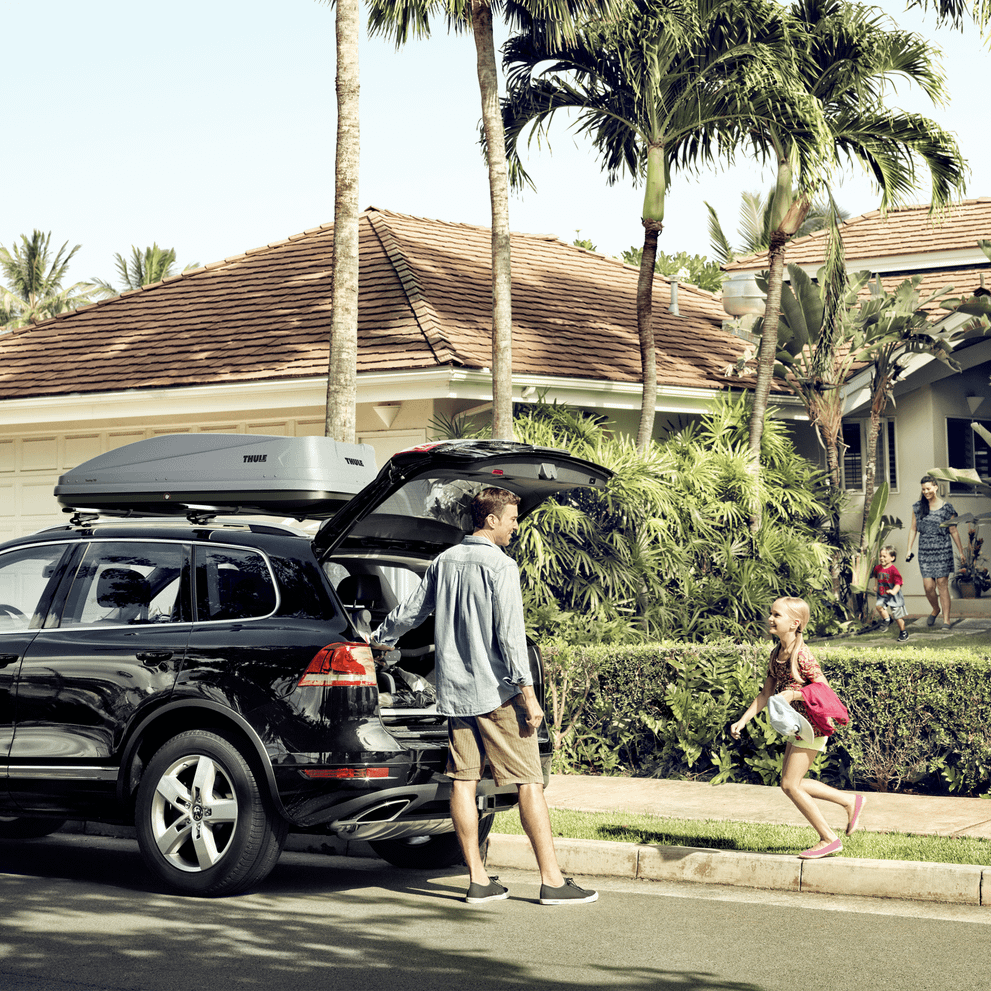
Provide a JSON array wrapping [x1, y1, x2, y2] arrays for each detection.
[[1, 835, 988, 991]]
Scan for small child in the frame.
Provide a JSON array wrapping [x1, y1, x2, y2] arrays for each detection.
[[874, 544, 908, 642]]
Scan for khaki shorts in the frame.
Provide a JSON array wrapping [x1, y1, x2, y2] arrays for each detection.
[[446, 695, 544, 786], [790, 734, 828, 753]]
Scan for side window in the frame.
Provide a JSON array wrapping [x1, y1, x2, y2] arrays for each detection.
[[841, 419, 897, 491], [195, 546, 276, 622], [60, 541, 187, 628], [0, 545, 67, 633], [948, 417, 991, 493]]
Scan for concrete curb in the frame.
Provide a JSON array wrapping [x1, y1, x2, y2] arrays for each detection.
[[484, 834, 991, 907], [60, 821, 990, 907]]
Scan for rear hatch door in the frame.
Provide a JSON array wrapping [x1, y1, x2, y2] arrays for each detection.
[[313, 440, 612, 562]]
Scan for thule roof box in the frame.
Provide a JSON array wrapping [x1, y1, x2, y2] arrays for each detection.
[[55, 433, 378, 521]]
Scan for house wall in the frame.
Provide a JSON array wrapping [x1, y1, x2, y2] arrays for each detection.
[[842, 369, 991, 615], [0, 402, 437, 541]]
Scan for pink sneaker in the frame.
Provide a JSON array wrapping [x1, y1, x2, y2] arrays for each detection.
[[799, 838, 843, 859]]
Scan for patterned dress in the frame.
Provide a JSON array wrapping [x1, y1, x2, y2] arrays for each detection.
[[913, 500, 957, 578], [768, 644, 823, 722]]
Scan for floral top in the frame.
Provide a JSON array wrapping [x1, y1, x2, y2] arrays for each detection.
[[768, 644, 824, 721]]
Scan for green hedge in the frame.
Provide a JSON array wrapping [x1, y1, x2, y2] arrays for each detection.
[[541, 641, 991, 796]]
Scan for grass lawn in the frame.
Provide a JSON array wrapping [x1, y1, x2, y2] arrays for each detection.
[[492, 807, 991, 866]]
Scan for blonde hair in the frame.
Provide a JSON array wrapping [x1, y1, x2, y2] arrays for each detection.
[[881, 544, 897, 558], [771, 596, 810, 682]]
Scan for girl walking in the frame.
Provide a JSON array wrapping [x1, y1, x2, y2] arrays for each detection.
[[730, 597, 865, 859]]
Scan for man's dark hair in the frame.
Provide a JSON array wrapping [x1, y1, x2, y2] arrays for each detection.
[[471, 487, 520, 530]]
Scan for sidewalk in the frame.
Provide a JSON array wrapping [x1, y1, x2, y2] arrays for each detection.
[[484, 774, 991, 907]]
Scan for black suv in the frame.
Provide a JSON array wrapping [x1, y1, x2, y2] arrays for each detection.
[[0, 436, 609, 896]]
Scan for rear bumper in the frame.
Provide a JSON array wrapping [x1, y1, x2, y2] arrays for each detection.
[[279, 751, 551, 832]]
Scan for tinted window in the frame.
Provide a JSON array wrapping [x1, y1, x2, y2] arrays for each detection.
[[195, 546, 277, 621], [60, 541, 186, 627], [0, 545, 67, 632]]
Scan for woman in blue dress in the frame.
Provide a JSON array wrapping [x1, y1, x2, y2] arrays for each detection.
[[906, 475, 965, 632]]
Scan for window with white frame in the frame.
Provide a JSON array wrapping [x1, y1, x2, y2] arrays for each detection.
[[841, 419, 898, 491], [946, 418, 991, 493]]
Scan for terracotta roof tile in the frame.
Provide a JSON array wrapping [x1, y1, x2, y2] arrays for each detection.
[[726, 198, 991, 272], [0, 208, 754, 402]]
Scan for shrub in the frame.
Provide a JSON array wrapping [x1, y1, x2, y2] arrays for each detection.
[[543, 640, 991, 796], [510, 395, 837, 643]]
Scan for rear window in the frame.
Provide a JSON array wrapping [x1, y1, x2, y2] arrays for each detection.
[[355, 477, 480, 544]]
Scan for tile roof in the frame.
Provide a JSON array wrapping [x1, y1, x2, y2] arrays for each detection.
[[725, 198, 991, 272], [0, 208, 755, 402]]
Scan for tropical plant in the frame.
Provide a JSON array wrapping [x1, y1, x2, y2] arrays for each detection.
[[745, 224, 869, 595], [368, 0, 615, 441], [91, 244, 195, 296], [743, 0, 967, 466], [849, 481, 903, 599], [501, 395, 835, 641], [705, 189, 847, 266], [322, 0, 361, 444], [954, 522, 991, 593], [1, 230, 95, 328], [619, 247, 724, 294], [760, 256, 870, 492], [501, 0, 829, 451]]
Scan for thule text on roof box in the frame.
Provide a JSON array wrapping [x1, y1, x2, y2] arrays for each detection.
[[55, 433, 378, 520]]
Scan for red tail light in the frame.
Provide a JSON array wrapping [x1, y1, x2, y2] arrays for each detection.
[[299, 643, 377, 688]]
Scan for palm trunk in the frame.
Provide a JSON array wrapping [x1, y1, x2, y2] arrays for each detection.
[[635, 144, 666, 453], [635, 219, 662, 452], [471, 0, 514, 441], [747, 230, 788, 462], [859, 365, 887, 553], [326, 0, 360, 443]]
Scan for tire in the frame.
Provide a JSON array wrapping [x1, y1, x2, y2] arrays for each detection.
[[135, 729, 287, 897], [0, 817, 67, 839], [370, 813, 494, 869]]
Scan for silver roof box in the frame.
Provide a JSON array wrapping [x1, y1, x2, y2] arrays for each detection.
[[55, 433, 378, 520]]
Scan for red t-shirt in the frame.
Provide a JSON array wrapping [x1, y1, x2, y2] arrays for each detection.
[[873, 563, 903, 597]]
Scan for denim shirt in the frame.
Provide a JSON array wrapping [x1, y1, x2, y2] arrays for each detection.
[[370, 534, 532, 717]]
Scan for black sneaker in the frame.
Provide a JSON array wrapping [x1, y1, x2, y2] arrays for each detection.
[[897, 630, 909, 642], [465, 876, 509, 904], [538, 878, 598, 905]]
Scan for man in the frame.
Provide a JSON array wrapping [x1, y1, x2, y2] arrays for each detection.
[[371, 487, 597, 906]]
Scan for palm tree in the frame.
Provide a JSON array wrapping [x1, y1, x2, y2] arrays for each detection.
[[324, 0, 361, 444], [705, 189, 847, 266], [91, 244, 196, 296], [743, 0, 967, 463], [367, 0, 615, 441], [1, 230, 94, 329], [501, 0, 829, 450], [910, 0, 991, 32]]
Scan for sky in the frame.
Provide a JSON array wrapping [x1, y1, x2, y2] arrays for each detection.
[[5, 0, 991, 287]]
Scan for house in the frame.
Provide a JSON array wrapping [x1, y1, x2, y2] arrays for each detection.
[[724, 199, 991, 614], [0, 207, 774, 539]]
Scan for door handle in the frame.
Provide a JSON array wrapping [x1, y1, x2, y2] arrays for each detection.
[[136, 651, 174, 665], [0, 653, 19, 668]]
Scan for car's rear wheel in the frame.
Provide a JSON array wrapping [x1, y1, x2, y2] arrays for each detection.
[[369, 813, 495, 869], [0, 816, 67, 839], [135, 729, 287, 897]]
